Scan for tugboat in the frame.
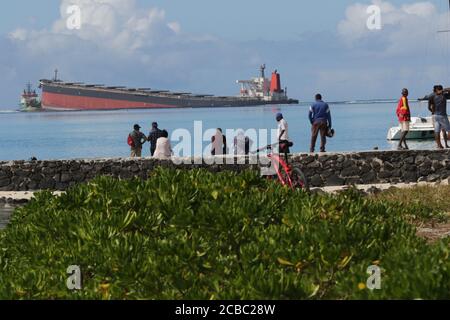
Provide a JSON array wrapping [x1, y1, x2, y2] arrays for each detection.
[[20, 82, 42, 112]]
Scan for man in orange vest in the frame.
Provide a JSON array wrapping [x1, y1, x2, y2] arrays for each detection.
[[396, 88, 411, 150]]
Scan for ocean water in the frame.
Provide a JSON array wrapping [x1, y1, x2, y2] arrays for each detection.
[[0, 101, 438, 161]]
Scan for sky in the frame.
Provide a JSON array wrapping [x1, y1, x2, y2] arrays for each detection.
[[1, 0, 450, 108]]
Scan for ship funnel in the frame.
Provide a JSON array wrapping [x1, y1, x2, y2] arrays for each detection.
[[270, 70, 282, 93]]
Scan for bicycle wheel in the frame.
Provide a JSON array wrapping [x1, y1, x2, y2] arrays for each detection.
[[290, 167, 309, 191], [272, 156, 291, 187]]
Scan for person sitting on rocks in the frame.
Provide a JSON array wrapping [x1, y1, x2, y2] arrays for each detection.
[[153, 130, 173, 160]]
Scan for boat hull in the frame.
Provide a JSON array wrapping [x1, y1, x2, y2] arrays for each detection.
[[387, 116, 449, 140], [387, 127, 435, 140]]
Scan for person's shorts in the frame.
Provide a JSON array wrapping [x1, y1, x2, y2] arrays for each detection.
[[433, 115, 450, 133], [400, 121, 410, 132], [279, 140, 291, 154]]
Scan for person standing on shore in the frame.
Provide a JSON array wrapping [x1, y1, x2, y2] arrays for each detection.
[[396, 88, 411, 150], [309, 94, 332, 153], [428, 85, 450, 149], [129, 124, 147, 158], [234, 130, 253, 155], [153, 130, 173, 160], [276, 113, 290, 155], [148, 122, 164, 156], [211, 128, 227, 156]]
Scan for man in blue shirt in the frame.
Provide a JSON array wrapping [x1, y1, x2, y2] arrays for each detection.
[[309, 94, 332, 153]]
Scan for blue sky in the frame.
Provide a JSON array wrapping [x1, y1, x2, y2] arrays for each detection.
[[1, 0, 450, 108], [1, 0, 427, 39]]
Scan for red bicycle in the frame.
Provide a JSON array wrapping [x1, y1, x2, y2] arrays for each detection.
[[253, 143, 309, 191]]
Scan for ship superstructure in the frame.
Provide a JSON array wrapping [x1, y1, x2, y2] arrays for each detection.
[[237, 65, 289, 102]]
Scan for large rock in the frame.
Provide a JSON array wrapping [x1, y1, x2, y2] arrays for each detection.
[[310, 174, 323, 187], [361, 171, 377, 184], [341, 166, 360, 177], [403, 171, 418, 183], [0, 178, 11, 188], [60, 173, 72, 183], [326, 175, 345, 186], [379, 171, 392, 179]]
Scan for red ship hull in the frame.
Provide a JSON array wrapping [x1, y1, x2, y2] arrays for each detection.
[[39, 76, 299, 111], [42, 92, 177, 110]]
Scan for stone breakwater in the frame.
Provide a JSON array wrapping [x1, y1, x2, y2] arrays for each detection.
[[0, 150, 449, 191]]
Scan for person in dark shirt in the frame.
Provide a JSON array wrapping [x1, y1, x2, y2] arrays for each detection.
[[428, 85, 450, 149], [233, 130, 253, 155], [148, 122, 165, 156], [309, 94, 332, 153], [211, 128, 227, 156], [129, 124, 147, 158]]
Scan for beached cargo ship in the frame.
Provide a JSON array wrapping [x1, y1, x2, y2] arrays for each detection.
[[39, 65, 298, 111]]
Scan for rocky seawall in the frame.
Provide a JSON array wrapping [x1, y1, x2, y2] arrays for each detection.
[[0, 150, 449, 191]]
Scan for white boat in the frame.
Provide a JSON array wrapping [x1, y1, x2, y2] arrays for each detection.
[[387, 117, 436, 140]]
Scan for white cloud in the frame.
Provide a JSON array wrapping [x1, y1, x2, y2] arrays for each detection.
[[3, 0, 450, 109], [8, 28, 28, 41], [3, 0, 260, 106], [10, 0, 182, 55], [337, 1, 448, 55]]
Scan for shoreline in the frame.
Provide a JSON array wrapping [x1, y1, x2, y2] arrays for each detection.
[[1, 181, 448, 204]]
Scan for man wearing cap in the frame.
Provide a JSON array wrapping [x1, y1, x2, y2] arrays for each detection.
[[396, 88, 411, 150], [129, 124, 147, 158], [309, 94, 332, 153], [276, 113, 290, 154], [148, 122, 164, 156]]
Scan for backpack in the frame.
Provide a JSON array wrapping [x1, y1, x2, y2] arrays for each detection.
[[127, 134, 135, 148]]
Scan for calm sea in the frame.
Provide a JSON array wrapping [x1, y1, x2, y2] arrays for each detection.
[[0, 101, 437, 161]]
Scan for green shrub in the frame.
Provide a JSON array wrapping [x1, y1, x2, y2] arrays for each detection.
[[0, 168, 448, 300]]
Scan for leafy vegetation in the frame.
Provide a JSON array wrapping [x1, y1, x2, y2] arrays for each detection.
[[0, 168, 448, 300]]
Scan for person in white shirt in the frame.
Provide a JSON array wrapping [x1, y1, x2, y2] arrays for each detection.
[[276, 113, 290, 154], [153, 130, 173, 160]]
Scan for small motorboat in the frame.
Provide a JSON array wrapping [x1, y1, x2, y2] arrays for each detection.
[[387, 117, 436, 140]]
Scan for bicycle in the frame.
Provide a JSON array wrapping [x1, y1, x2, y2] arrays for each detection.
[[253, 143, 309, 191]]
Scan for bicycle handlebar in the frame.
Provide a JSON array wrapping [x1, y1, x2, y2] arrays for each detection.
[[251, 142, 280, 155]]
